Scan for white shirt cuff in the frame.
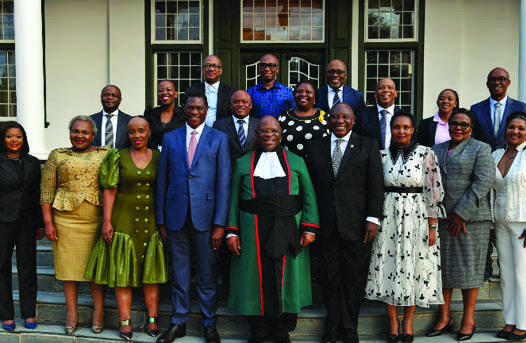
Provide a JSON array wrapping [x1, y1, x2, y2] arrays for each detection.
[[226, 233, 238, 239], [366, 217, 380, 226]]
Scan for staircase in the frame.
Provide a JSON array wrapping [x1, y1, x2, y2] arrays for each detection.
[[5, 237, 506, 342]]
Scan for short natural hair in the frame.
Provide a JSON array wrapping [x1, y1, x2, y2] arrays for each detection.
[[182, 90, 208, 108], [390, 110, 416, 128], [450, 108, 476, 128], [0, 121, 30, 155], [68, 115, 98, 136]]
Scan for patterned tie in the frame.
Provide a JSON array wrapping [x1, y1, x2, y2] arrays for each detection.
[[237, 119, 247, 149], [105, 113, 114, 148], [494, 102, 502, 136], [380, 109, 388, 148], [332, 88, 341, 108], [332, 139, 343, 176], [187, 130, 197, 168]]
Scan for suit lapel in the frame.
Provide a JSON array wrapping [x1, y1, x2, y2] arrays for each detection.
[[480, 98, 494, 138], [434, 143, 448, 175], [429, 120, 437, 143], [319, 86, 329, 111], [321, 136, 335, 179], [245, 118, 258, 152], [227, 117, 243, 151], [116, 112, 128, 146], [369, 107, 383, 147], [446, 137, 472, 168], [336, 133, 359, 179], [0, 155, 19, 182], [191, 125, 211, 168], [176, 128, 189, 170], [217, 84, 228, 119], [92, 111, 103, 146]]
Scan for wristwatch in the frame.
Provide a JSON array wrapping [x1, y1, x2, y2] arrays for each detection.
[[429, 225, 437, 230]]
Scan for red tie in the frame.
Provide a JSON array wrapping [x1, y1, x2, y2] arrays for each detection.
[[188, 130, 197, 167]]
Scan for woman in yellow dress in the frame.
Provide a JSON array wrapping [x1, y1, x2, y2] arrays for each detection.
[[41, 115, 110, 335]]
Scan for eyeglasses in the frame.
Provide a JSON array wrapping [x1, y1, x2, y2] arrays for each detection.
[[256, 129, 281, 134], [487, 76, 508, 83], [449, 121, 471, 130], [259, 63, 279, 70], [203, 64, 222, 69], [327, 69, 346, 76]]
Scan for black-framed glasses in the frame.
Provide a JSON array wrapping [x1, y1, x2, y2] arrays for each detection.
[[259, 63, 279, 70], [256, 129, 281, 134], [449, 121, 471, 130], [487, 76, 508, 83], [327, 69, 346, 76], [203, 64, 221, 69]]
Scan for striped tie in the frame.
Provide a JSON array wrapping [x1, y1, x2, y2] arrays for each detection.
[[105, 114, 114, 147], [332, 139, 343, 176], [237, 119, 247, 149], [332, 88, 341, 108], [380, 109, 388, 148]]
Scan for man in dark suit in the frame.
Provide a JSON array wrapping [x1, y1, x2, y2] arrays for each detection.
[[187, 55, 236, 127], [354, 78, 400, 149], [305, 103, 384, 343], [213, 90, 259, 166], [471, 67, 526, 151], [315, 59, 366, 115], [90, 85, 133, 148], [156, 90, 231, 343]]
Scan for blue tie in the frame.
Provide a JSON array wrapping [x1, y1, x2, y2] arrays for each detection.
[[380, 109, 388, 148], [237, 119, 247, 149], [332, 88, 341, 108]]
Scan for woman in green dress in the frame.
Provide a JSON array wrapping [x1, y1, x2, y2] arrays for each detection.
[[85, 117, 168, 341]]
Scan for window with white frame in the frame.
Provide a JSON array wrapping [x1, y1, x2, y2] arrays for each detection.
[[153, 0, 202, 42], [365, 50, 414, 112], [288, 57, 320, 89], [366, 0, 416, 41], [241, 0, 324, 42], [155, 52, 202, 106], [0, 0, 15, 118]]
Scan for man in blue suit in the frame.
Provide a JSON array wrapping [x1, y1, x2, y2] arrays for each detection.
[[156, 90, 231, 343], [315, 59, 366, 114], [471, 67, 526, 151], [354, 78, 401, 149]]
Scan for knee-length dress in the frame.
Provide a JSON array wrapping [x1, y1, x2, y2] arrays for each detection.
[[85, 148, 168, 287], [365, 144, 445, 307]]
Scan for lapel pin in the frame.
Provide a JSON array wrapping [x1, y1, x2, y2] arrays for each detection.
[[350, 144, 354, 148]]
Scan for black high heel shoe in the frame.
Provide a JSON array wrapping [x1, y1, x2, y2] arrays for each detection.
[[426, 318, 453, 337], [506, 330, 526, 341], [145, 316, 159, 337], [456, 325, 476, 341], [387, 319, 400, 343], [119, 319, 133, 341]]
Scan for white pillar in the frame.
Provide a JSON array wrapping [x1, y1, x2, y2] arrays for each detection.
[[519, 0, 526, 102], [14, 0, 47, 159]]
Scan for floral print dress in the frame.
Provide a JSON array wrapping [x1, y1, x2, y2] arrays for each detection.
[[365, 144, 445, 307]]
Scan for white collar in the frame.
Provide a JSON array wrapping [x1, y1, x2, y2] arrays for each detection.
[[331, 130, 352, 143], [253, 151, 286, 179], [328, 84, 343, 93], [186, 122, 206, 135], [490, 96, 508, 106], [376, 104, 395, 114], [232, 115, 249, 124], [102, 109, 119, 117], [206, 81, 220, 89]]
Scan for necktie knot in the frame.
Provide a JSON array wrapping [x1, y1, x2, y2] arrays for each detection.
[[380, 109, 388, 117], [495, 102, 502, 108], [237, 119, 245, 125]]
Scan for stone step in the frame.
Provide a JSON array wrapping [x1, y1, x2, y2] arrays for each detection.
[[12, 290, 504, 339], [0, 322, 510, 343]]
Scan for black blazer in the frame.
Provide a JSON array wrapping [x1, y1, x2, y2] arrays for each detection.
[[305, 133, 384, 241], [417, 116, 437, 147], [144, 106, 186, 149], [213, 115, 259, 167], [0, 153, 43, 226], [354, 105, 401, 149], [90, 110, 133, 149], [187, 82, 237, 121]]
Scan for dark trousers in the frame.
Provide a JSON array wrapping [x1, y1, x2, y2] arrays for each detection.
[[166, 213, 217, 327], [246, 313, 298, 339], [0, 218, 37, 320], [320, 231, 372, 338]]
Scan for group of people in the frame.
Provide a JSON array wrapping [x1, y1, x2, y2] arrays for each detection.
[[1, 52, 525, 343]]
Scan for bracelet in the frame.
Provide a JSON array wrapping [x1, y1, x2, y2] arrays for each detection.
[[429, 225, 437, 230]]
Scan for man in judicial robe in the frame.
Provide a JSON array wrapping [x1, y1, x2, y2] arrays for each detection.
[[305, 103, 384, 343], [225, 116, 320, 343]]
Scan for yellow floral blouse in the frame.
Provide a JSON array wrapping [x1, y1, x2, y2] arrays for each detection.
[[40, 147, 110, 211]]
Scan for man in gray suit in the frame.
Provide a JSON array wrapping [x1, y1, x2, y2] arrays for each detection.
[[213, 90, 259, 167], [90, 85, 133, 148]]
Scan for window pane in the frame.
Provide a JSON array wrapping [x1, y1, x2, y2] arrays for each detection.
[[153, 0, 201, 42], [0, 49, 14, 117], [155, 51, 202, 106], [0, 0, 14, 40], [242, 0, 325, 42], [367, 0, 416, 40], [287, 56, 320, 89], [364, 49, 415, 113]]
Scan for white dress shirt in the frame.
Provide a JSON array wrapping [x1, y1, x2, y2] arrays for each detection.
[[330, 131, 380, 226], [328, 85, 343, 109], [185, 122, 205, 151], [490, 96, 508, 126], [205, 81, 220, 127], [101, 109, 119, 148], [232, 115, 250, 139], [377, 104, 395, 147]]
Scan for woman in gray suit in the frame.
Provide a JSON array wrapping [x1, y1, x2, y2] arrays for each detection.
[[428, 108, 495, 341]]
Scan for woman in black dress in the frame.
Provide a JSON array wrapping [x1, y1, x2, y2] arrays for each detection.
[[0, 121, 44, 331], [144, 80, 186, 150]]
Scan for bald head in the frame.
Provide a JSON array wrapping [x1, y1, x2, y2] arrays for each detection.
[[259, 54, 279, 84], [231, 90, 252, 119], [202, 55, 223, 84], [326, 59, 348, 89], [375, 78, 398, 109], [487, 67, 511, 101], [256, 116, 281, 152]]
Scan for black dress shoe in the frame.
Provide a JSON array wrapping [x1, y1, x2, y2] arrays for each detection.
[[204, 325, 221, 343], [248, 337, 264, 343], [426, 319, 453, 337], [320, 334, 337, 343], [387, 334, 399, 343], [496, 329, 512, 339], [507, 330, 526, 341], [275, 336, 291, 343], [157, 324, 186, 343], [456, 326, 476, 341], [400, 333, 413, 342]]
